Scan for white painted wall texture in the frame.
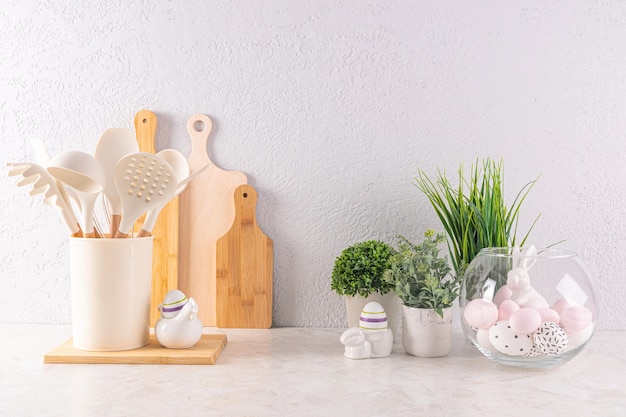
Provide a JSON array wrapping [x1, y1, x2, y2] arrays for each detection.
[[1, 1, 625, 329]]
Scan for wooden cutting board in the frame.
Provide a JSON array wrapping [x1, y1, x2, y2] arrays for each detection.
[[134, 109, 179, 327], [179, 113, 247, 326], [216, 184, 273, 328], [44, 334, 227, 365]]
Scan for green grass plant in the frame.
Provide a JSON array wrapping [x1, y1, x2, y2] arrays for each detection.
[[414, 158, 540, 277]]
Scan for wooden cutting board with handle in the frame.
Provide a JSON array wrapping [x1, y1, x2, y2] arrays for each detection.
[[179, 113, 247, 326], [216, 184, 273, 328], [133, 109, 179, 327]]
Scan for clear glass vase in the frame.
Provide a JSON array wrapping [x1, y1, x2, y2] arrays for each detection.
[[460, 247, 600, 368]]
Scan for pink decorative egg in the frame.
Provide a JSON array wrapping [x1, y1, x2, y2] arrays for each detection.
[[560, 306, 592, 333], [498, 299, 520, 321], [463, 299, 499, 329], [493, 285, 513, 306], [538, 308, 560, 324], [509, 307, 542, 334], [552, 298, 572, 315]]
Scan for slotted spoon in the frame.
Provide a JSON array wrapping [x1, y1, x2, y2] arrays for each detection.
[[114, 152, 177, 238]]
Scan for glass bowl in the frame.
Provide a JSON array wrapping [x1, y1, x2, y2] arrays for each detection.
[[460, 247, 599, 368]]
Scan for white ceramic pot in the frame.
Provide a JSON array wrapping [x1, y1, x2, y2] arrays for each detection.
[[345, 292, 401, 339], [402, 305, 453, 358], [69, 236, 153, 351]]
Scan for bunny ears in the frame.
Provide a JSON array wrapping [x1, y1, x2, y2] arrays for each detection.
[[511, 245, 538, 270]]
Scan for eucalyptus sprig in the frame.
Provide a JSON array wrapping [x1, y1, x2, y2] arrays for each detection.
[[414, 158, 540, 277], [383, 230, 461, 318]]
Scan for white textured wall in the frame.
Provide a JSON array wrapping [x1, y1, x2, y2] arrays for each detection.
[[1, 1, 625, 329]]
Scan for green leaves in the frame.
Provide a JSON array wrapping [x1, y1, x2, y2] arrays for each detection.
[[383, 231, 461, 318], [331, 240, 395, 297], [414, 158, 540, 276]]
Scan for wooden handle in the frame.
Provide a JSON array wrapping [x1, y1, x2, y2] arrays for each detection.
[[233, 185, 258, 225], [186, 114, 213, 168], [134, 110, 158, 154]]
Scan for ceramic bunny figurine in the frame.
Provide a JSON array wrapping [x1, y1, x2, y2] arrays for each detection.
[[506, 245, 549, 309], [155, 290, 203, 349], [340, 302, 393, 359]]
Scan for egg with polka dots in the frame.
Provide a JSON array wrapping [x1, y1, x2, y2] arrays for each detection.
[[488, 320, 534, 356]]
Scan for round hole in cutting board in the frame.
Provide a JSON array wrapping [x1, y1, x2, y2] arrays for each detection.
[[193, 120, 206, 132], [142, 118, 148, 123], [243, 193, 248, 198]]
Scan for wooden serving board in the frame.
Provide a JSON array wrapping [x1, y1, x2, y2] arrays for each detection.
[[133, 110, 179, 327], [216, 184, 273, 328], [179, 114, 247, 326], [44, 334, 227, 365]]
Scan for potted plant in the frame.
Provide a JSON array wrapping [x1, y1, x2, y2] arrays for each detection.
[[414, 158, 541, 290], [383, 230, 461, 357], [331, 240, 401, 336]]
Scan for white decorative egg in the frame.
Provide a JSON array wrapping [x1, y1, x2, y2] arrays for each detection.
[[532, 322, 568, 355], [488, 320, 534, 356], [564, 323, 595, 352], [159, 289, 189, 319], [359, 302, 387, 330], [476, 328, 497, 352]]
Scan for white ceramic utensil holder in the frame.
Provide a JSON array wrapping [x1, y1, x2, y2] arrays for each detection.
[[69, 236, 153, 351]]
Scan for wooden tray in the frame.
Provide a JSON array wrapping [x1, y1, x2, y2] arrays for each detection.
[[44, 333, 227, 365]]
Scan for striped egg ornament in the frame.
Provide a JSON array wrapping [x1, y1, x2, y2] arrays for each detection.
[[160, 289, 189, 319], [359, 301, 388, 330]]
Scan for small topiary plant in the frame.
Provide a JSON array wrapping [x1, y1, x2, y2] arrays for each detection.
[[331, 240, 395, 297]]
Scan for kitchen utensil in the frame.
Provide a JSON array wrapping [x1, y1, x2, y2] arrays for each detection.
[[30, 139, 83, 237], [136, 161, 210, 237], [179, 113, 248, 326], [216, 184, 273, 328], [113, 152, 177, 238], [7, 162, 81, 236], [47, 151, 106, 238], [137, 149, 189, 237], [94, 128, 139, 236]]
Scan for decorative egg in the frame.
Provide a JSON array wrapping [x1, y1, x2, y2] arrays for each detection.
[[359, 302, 387, 330], [523, 346, 542, 358], [509, 307, 542, 334], [476, 328, 496, 352], [537, 308, 560, 324], [488, 320, 534, 356], [560, 306, 593, 333], [159, 289, 189, 319], [463, 299, 499, 329], [552, 298, 572, 315], [564, 323, 594, 352], [533, 322, 568, 355], [498, 299, 520, 321], [493, 285, 513, 306]]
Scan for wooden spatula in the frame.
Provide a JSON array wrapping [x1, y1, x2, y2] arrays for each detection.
[[133, 109, 179, 327], [216, 184, 273, 328]]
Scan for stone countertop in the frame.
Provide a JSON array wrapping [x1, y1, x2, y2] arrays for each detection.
[[1, 325, 624, 416]]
